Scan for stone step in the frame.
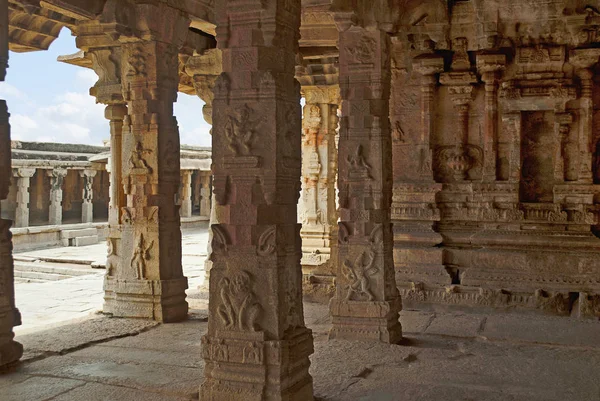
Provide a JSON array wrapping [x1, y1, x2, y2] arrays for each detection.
[[14, 261, 95, 277], [14, 269, 72, 281], [14, 277, 46, 284], [73, 235, 99, 247], [60, 228, 98, 239]]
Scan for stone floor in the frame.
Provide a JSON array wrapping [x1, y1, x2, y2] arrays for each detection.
[[5, 224, 600, 400], [1, 303, 600, 400], [13, 227, 208, 334]]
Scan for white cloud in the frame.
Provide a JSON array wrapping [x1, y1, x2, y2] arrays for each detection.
[[0, 82, 28, 101], [76, 69, 98, 88], [7, 75, 213, 148], [9, 88, 106, 145]]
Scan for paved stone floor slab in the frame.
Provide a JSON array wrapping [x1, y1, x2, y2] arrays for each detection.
[[2, 303, 599, 401]]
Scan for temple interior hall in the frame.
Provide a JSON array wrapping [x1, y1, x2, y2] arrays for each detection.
[[1, 1, 600, 400]]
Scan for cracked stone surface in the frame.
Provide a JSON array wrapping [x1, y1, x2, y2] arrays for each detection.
[[1, 303, 600, 401]]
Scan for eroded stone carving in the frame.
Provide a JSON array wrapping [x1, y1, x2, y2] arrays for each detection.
[[217, 270, 261, 332], [131, 234, 153, 280]]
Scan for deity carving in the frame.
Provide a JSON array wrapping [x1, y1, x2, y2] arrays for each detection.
[[224, 104, 263, 156], [129, 141, 152, 173], [131, 234, 153, 280], [217, 271, 262, 332], [347, 145, 372, 180], [346, 36, 376, 64], [343, 249, 378, 301], [106, 239, 119, 276]]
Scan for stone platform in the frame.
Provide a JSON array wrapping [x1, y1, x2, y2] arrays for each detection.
[[1, 303, 599, 401], [12, 227, 208, 334]]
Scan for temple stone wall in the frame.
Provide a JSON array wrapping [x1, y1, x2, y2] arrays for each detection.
[[390, 0, 600, 318]]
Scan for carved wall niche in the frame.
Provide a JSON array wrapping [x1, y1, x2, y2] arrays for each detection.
[[520, 111, 557, 202]]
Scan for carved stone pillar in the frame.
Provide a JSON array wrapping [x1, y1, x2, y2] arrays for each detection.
[[201, 0, 314, 398], [199, 173, 211, 218], [299, 85, 339, 302], [80, 169, 97, 223], [47, 168, 67, 226], [12, 168, 35, 228], [180, 170, 192, 218], [101, 2, 190, 322], [0, 0, 23, 369], [329, 23, 402, 343], [185, 49, 221, 278]]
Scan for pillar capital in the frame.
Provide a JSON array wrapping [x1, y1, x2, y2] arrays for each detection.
[[47, 167, 68, 179], [79, 169, 97, 179], [303, 85, 340, 105], [12, 167, 35, 178]]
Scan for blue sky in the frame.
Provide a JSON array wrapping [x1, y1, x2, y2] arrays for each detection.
[[0, 29, 211, 147]]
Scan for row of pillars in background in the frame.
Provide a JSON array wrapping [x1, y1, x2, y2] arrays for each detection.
[[9, 168, 97, 228]]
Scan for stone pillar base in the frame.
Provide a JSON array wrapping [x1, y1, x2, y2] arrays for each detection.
[[200, 328, 314, 401], [81, 202, 93, 223], [103, 277, 188, 323], [329, 298, 403, 344], [0, 310, 22, 370]]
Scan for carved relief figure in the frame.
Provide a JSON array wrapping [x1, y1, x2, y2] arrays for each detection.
[[131, 234, 153, 279], [218, 270, 261, 331], [343, 249, 378, 301], [347, 145, 372, 180], [129, 141, 153, 173], [106, 239, 119, 276], [346, 36, 376, 64], [224, 104, 263, 156]]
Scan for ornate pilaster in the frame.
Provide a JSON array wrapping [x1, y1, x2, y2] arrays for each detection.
[[0, 0, 23, 369], [392, 47, 446, 296], [299, 85, 339, 302], [201, 0, 314, 399], [12, 168, 35, 228], [180, 170, 192, 218], [80, 169, 97, 223], [329, 22, 402, 343], [570, 48, 600, 183], [476, 54, 506, 181], [47, 168, 67, 226]]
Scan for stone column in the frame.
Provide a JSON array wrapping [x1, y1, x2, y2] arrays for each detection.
[[476, 54, 506, 181], [80, 169, 97, 223], [47, 168, 67, 226], [185, 50, 221, 277], [12, 168, 35, 228], [199, 173, 211, 218], [299, 85, 339, 302], [101, 2, 190, 322], [329, 22, 402, 343], [201, 0, 314, 398], [0, 0, 23, 369], [180, 170, 192, 218]]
